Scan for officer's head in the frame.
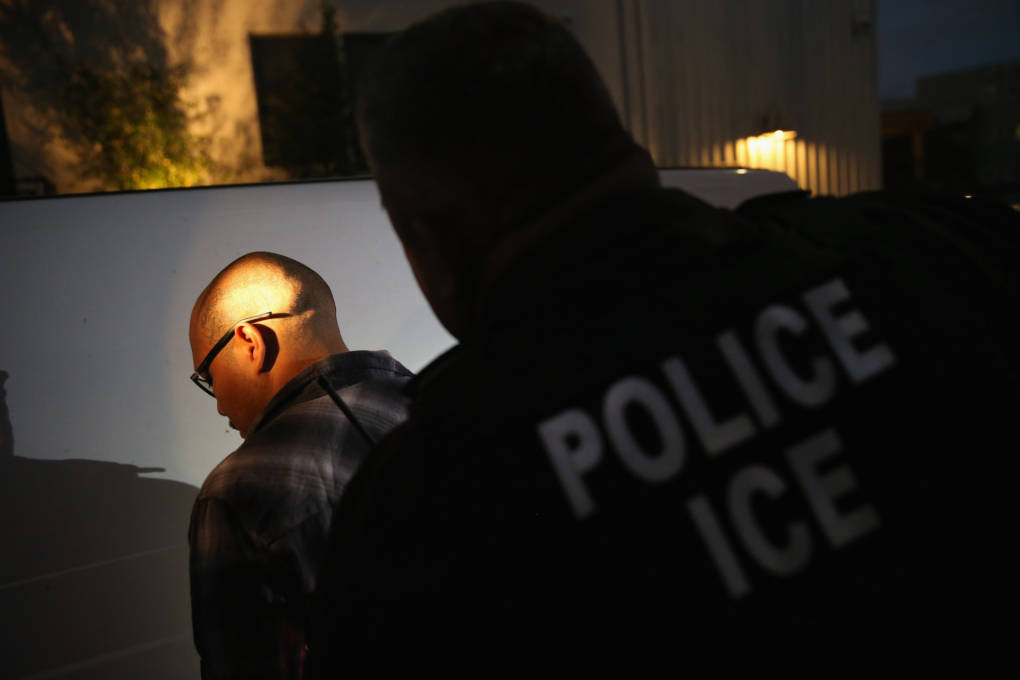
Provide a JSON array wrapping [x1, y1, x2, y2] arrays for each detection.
[[357, 1, 637, 337], [188, 252, 347, 438]]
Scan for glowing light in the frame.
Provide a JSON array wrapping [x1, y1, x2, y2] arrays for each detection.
[[746, 129, 798, 151], [736, 130, 799, 174], [735, 168, 748, 175], [769, 129, 797, 141], [740, 130, 798, 160]]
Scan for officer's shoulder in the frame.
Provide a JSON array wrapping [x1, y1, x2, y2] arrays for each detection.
[[738, 188, 1018, 232], [738, 188, 1018, 257]]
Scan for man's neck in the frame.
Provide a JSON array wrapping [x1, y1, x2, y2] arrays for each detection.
[[271, 344, 346, 399]]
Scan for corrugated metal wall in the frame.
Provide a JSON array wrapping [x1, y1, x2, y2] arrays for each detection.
[[613, 0, 881, 196]]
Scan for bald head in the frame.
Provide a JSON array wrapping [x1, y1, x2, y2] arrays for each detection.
[[189, 252, 348, 438], [191, 251, 340, 348]]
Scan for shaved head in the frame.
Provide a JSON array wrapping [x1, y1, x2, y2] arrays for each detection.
[[188, 252, 348, 438], [191, 251, 339, 347]]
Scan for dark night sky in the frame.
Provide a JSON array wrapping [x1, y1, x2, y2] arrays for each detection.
[[877, 0, 1020, 101]]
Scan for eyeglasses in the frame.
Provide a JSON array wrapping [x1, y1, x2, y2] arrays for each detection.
[[190, 311, 276, 397]]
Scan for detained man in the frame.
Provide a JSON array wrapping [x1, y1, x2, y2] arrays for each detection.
[[187, 251, 411, 679]]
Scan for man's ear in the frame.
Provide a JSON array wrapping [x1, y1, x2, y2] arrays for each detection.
[[234, 322, 267, 375]]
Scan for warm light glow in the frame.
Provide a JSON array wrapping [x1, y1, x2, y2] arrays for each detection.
[[736, 130, 799, 176], [735, 168, 748, 175], [769, 129, 798, 141], [741, 130, 798, 163]]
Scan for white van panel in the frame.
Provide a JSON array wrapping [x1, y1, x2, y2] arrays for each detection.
[[0, 168, 795, 678]]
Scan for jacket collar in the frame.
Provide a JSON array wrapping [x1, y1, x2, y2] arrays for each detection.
[[248, 350, 408, 435]]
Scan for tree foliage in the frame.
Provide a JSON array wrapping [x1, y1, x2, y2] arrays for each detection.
[[0, 0, 213, 192], [62, 64, 212, 191]]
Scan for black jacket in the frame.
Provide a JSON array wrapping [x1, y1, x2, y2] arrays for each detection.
[[314, 186, 1019, 670]]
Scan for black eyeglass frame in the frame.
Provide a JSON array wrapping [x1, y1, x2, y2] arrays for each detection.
[[190, 311, 277, 397]]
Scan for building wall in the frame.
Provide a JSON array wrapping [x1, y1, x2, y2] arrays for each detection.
[[158, 0, 323, 186], [616, 0, 881, 196], [157, 0, 629, 187], [1, 0, 880, 196]]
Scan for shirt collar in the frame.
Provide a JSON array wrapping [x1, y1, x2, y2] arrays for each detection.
[[247, 350, 408, 435]]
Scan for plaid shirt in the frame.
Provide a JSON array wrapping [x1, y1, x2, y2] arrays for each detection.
[[189, 351, 412, 680]]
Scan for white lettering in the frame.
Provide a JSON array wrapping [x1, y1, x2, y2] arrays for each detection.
[[787, 429, 881, 548], [603, 377, 686, 483], [804, 278, 896, 383], [728, 466, 813, 576], [755, 305, 837, 407], [538, 409, 604, 519], [688, 494, 751, 599], [662, 355, 756, 455]]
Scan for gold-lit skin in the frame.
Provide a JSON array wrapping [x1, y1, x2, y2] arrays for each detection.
[[188, 254, 348, 438]]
